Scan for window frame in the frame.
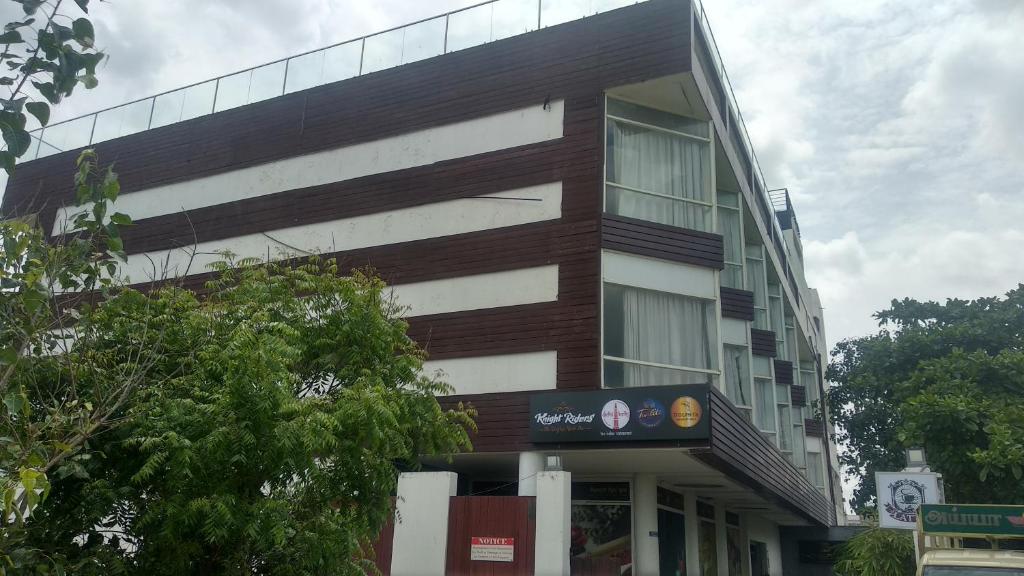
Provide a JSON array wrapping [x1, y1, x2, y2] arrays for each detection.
[[603, 95, 715, 233], [601, 281, 721, 388]]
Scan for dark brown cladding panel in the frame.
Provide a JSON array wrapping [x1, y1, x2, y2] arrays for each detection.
[[720, 287, 754, 321], [750, 328, 777, 358], [601, 214, 724, 269], [805, 418, 825, 438], [438, 392, 532, 454], [700, 388, 834, 526], [2, 0, 692, 220], [773, 359, 794, 385], [790, 385, 807, 407]]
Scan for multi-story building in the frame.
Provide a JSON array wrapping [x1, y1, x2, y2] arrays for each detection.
[[2, 0, 846, 573]]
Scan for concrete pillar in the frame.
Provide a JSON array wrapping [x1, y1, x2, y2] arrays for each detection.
[[518, 451, 546, 496], [391, 471, 458, 576], [715, 503, 729, 576], [535, 471, 572, 576], [633, 474, 660, 576], [684, 491, 701, 576]]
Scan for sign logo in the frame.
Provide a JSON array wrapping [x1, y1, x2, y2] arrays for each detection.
[[670, 396, 702, 428], [885, 479, 926, 523], [636, 399, 666, 428], [601, 400, 630, 430], [534, 402, 596, 427]]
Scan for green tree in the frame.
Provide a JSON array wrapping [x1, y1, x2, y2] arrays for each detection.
[[5, 251, 475, 573], [0, 0, 105, 172], [834, 520, 915, 576], [828, 287, 1024, 510]]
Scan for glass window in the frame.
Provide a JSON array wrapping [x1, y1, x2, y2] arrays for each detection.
[[807, 450, 825, 489], [792, 421, 807, 468], [753, 377, 775, 433], [605, 99, 712, 232], [751, 541, 771, 576], [745, 246, 768, 329], [718, 192, 743, 289], [604, 283, 718, 388], [608, 98, 709, 138], [571, 497, 632, 572], [699, 519, 718, 576], [726, 525, 742, 576], [776, 389, 792, 452], [723, 345, 751, 407]]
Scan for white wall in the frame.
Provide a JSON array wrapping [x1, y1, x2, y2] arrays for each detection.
[[423, 351, 557, 396], [389, 266, 557, 317], [53, 100, 566, 233], [602, 250, 717, 300], [391, 472, 458, 576], [746, 515, 783, 576], [118, 183, 562, 282]]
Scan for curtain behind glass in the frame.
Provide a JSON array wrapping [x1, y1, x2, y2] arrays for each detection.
[[622, 287, 714, 377], [606, 120, 711, 230], [754, 377, 775, 431], [719, 207, 743, 288], [723, 345, 750, 406]]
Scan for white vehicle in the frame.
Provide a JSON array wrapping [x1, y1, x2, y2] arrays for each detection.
[[917, 549, 1024, 575]]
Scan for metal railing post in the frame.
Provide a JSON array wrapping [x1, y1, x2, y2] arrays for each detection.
[[87, 113, 98, 145], [146, 97, 156, 130], [281, 58, 291, 95], [211, 78, 220, 114], [537, 0, 542, 29], [358, 37, 366, 75], [443, 14, 450, 53]]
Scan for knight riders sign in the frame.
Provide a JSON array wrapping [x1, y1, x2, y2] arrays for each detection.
[[528, 384, 710, 443]]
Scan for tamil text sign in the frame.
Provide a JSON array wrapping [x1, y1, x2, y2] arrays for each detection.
[[921, 504, 1024, 537], [529, 384, 709, 443]]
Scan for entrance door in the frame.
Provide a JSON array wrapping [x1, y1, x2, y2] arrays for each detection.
[[657, 508, 686, 576]]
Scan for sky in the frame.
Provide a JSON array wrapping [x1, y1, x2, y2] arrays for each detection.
[[1, 0, 1020, 510]]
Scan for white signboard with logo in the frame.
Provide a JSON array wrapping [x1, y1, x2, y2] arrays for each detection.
[[876, 472, 942, 529]]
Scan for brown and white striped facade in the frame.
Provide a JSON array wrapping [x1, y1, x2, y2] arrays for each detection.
[[3, 0, 846, 565]]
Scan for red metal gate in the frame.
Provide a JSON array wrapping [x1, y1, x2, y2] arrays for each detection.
[[446, 496, 536, 575]]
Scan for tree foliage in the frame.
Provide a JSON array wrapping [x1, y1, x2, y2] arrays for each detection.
[[834, 521, 915, 576], [0, 0, 105, 172], [4, 250, 475, 573], [828, 287, 1024, 510]]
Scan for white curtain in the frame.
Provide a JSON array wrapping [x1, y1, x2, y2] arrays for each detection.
[[723, 346, 750, 406], [754, 378, 775, 431], [607, 120, 710, 230], [620, 287, 714, 387], [718, 207, 743, 288]]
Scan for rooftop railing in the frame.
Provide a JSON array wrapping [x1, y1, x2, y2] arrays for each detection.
[[24, 0, 639, 160]]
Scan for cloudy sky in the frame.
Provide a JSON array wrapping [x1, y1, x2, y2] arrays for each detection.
[[6, 0, 1023, 344]]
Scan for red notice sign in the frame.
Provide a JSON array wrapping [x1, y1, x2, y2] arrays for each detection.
[[470, 537, 515, 562]]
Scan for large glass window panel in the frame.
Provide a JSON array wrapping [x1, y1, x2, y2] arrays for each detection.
[[746, 247, 768, 329], [606, 185, 711, 231], [92, 99, 151, 143], [718, 202, 743, 289], [606, 119, 711, 203], [284, 50, 325, 94], [723, 345, 751, 407], [248, 61, 286, 104], [792, 422, 807, 468], [776, 400, 792, 452], [753, 377, 775, 432], [807, 451, 825, 488], [726, 525, 742, 576], [603, 283, 718, 373], [699, 520, 718, 576]]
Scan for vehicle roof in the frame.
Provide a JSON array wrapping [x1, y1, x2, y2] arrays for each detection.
[[923, 549, 1024, 567]]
